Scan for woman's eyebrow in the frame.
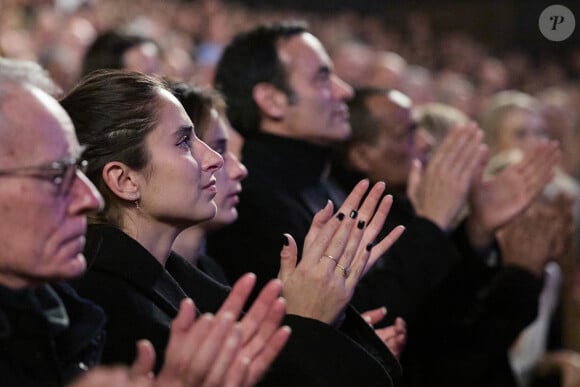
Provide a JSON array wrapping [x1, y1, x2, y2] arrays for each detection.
[[174, 125, 194, 137]]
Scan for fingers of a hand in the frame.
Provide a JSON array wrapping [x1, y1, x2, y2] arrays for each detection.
[[427, 124, 466, 168], [445, 126, 483, 175], [349, 195, 395, 278], [217, 273, 256, 320], [394, 317, 407, 335], [278, 233, 298, 283], [222, 355, 251, 387], [303, 200, 334, 249], [245, 326, 292, 387], [160, 313, 214, 384], [241, 297, 286, 359], [364, 194, 394, 245], [201, 325, 242, 387], [361, 306, 388, 325], [171, 298, 197, 333], [311, 179, 370, 264], [523, 141, 559, 188], [192, 312, 237, 381], [375, 326, 397, 343], [129, 340, 156, 381], [471, 145, 490, 188], [339, 182, 387, 269], [240, 279, 283, 345], [365, 225, 405, 276], [406, 158, 423, 204], [461, 144, 489, 184]]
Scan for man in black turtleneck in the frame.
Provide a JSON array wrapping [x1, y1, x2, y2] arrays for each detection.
[[207, 21, 353, 291]]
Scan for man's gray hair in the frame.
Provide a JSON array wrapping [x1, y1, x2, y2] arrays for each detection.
[[0, 57, 61, 98]]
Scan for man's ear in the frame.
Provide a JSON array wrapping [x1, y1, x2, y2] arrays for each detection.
[[348, 144, 373, 175], [253, 82, 288, 120], [101, 161, 141, 202]]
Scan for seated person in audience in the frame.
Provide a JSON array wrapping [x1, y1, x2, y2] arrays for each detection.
[[480, 91, 580, 387], [333, 87, 560, 387], [169, 82, 407, 360], [82, 30, 162, 77], [170, 83, 246, 285], [62, 69, 405, 387], [0, 58, 281, 387]]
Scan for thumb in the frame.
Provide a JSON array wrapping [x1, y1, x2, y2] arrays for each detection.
[[278, 233, 298, 283], [129, 340, 156, 380], [406, 158, 423, 205]]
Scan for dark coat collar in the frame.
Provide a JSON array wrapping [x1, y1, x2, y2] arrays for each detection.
[[83, 224, 188, 316], [243, 132, 333, 188], [82, 224, 230, 315]]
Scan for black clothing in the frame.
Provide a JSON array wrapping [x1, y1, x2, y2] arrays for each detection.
[[333, 164, 544, 387], [207, 132, 346, 293], [197, 254, 229, 285], [0, 282, 105, 386], [74, 224, 400, 386]]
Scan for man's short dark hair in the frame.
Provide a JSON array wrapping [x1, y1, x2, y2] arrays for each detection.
[[214, 21, 308, 137]]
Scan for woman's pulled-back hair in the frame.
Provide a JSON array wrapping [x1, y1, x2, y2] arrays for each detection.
[[60, 69, 170, 225], [168, 80, 226, 140]]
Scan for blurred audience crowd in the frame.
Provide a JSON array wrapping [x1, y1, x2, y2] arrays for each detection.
[[3, 0, 580, 386], [2, 0, 580, 177]]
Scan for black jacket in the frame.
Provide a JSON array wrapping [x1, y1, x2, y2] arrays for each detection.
[[332, 164, 544, 387], [207, 133, 347, 293], [73, 224, 401, 386], [0, 282, 105, 387]]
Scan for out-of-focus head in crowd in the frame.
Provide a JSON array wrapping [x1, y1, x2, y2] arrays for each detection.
[[479, 90, 547, 156], [82, 30, 162, 77], [338, 88, 431, 192]]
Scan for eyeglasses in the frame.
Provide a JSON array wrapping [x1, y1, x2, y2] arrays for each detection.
[[0, 155, 89, 195]]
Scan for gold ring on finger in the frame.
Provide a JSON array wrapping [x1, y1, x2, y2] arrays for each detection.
[[321, 254, 338, 266]]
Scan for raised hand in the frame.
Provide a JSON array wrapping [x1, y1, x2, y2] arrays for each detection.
[[407, 123, 488, 231], [548, 193, 576, 259], [361, 307, 407, 360], [161, 277, 291, 387], [215, 274, 291, 387], [468, 140, 560, 249], [70, 286, 290, 387], [68, 298, 241, 387], [277, 179, 405, 325], [497, 201, 561, 277]]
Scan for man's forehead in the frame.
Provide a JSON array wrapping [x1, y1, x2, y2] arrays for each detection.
[[0, 84, 78, 163], [367, 93, 411, 118], [277, 32, 331, 71]]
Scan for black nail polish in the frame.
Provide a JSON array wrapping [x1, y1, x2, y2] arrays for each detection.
[[366, 242, 374, 252], [349, 210, 358, 219], [357, 220, 365, 229], [282, 235, 289, 246], [336, 212, 345, 221]]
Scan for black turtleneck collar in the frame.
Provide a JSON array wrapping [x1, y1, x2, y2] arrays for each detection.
[[243, 132, 333, 188]]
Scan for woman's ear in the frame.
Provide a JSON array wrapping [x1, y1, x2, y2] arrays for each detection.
[[101, 161, 141, 202], [253, 82, 288, 120]]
